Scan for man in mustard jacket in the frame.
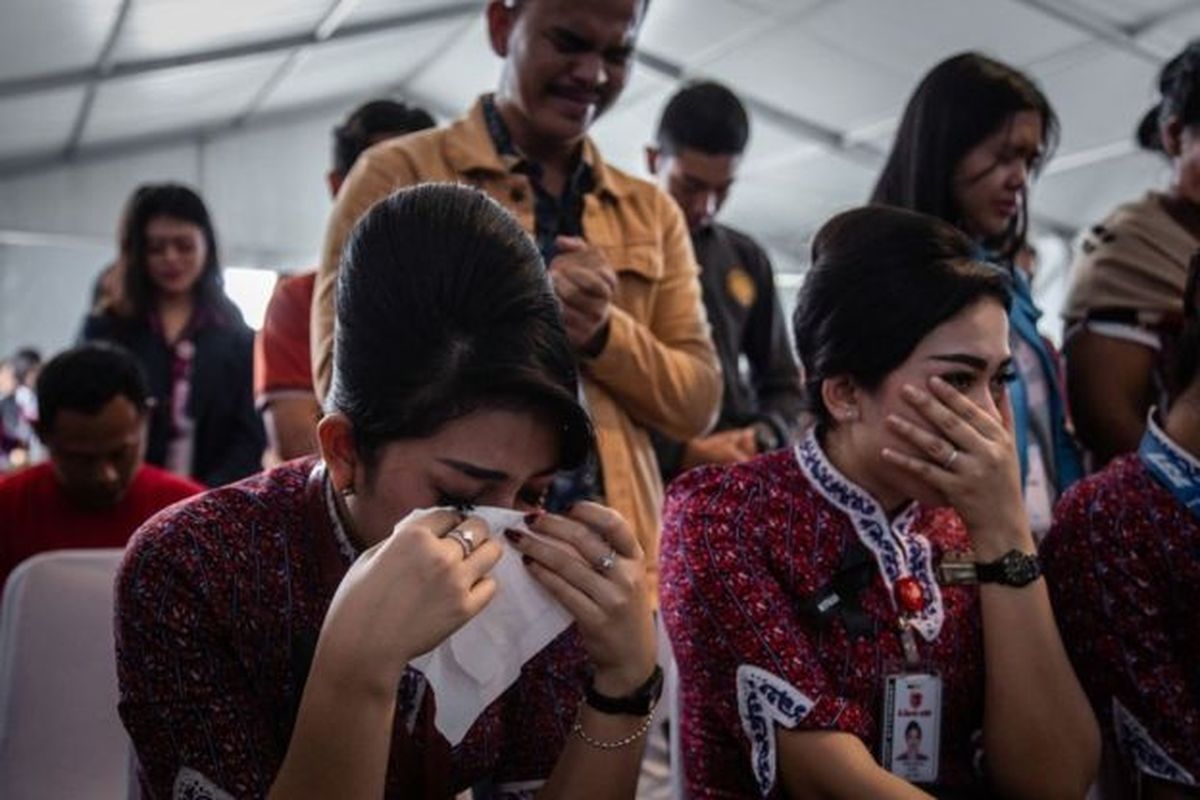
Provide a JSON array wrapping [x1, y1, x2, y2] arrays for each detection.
[[311, 0, 721, 597]]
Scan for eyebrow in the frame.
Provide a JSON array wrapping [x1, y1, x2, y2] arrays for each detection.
[[928, 354, 1012, 371], [438, 458, 558, 482]]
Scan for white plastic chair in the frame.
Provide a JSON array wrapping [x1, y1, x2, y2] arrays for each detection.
[[0, 549, 136, 799]]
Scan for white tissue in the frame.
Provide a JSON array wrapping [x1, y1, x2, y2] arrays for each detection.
[[407, 506, 573, 745]]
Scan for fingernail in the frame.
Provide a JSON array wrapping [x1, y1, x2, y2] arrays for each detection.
[[504, 529, 523, 544]]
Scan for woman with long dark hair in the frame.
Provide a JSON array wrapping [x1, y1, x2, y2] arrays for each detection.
[[1063, 40, 1200, 466], [116, 184, 658, 799], [661, 206, 1098, 799], [872, 52, 1082, 538], [81, 183, 264, 487]]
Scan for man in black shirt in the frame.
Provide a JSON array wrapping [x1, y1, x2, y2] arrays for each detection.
[[648, 82, 804, 480]]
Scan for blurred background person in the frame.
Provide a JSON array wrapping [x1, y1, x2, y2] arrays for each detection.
[[872, 52, 1082, 539], [647, 81, 803, 482], [1063, 39, 1200, 467], [0, 347, 43, 472], [254, 99, 436, 463], [0, 343, 202, 592], [81, 183, 265, 487]]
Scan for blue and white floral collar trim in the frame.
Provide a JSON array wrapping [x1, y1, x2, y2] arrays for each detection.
[[795, 429, 945, 641]]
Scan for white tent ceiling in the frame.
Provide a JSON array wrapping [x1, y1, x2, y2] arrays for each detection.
[[0, 0, 1194, 263]]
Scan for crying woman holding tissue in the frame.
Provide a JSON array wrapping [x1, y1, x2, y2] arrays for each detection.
[[115, 183, 658, 800]]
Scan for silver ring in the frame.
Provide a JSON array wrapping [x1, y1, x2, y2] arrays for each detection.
[[942, 448, 959, 470], [595, 547, 617, 574], [446, 528, 475, 559]]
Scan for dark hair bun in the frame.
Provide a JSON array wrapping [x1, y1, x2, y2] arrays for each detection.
[[1139, 39, 1200, 152], [1137, 103, 1164, 151]]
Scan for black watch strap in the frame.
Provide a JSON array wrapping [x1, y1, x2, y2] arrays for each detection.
[[585, 665, 664, 716], [975, 549, 1042, 587]]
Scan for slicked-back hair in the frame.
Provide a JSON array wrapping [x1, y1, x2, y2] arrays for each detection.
[[332, 183, 593, 470], [1137, 39, 1200, 153], [794, 205, 1012, 431], [871, 52, 1059, 262]]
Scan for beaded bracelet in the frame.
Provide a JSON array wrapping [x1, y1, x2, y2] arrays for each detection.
[[571, 701, 657, 750]]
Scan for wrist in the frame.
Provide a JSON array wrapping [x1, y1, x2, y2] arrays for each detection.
[[312, 635, 410, 703], [591, 661, 657, 699], [968, 520, 1034, 561], [580, 319, 611, 358]]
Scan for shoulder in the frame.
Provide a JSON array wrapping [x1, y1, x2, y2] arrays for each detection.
[[1077, 193, 1189, 266], [131, 465, 206, 504], [0, 463, 52, 498], [263, 272, 315, 334], [118, 462, 313, 600], [713, 223, 771, 267], [81, 311, 135, 342], [663, 448, 813, 554], [1043, 454, 1161, 567], [361, 125, 450, 183], [273, 271, 316, 312]]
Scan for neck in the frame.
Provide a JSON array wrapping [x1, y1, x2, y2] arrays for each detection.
[[821, 426, 910, 519], [156, 293, 195, 342], [1161, 189, 1200, 239], [1164, 390, 1200, 460], [494, 92, 581, 182]]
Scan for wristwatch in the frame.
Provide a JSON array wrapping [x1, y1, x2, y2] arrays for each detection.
[[975, 549, 1042, 587], [585, 665, 664, 716]]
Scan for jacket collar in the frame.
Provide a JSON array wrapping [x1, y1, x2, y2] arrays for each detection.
[[443, 95, 630, 201]]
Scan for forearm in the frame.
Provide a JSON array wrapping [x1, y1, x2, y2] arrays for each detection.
[[980, 579, 1099, 798], [779, 731, 935, 800], [270, 648, 398, 799], [537, 706, 648, 800], [585, 307, 721, 440]]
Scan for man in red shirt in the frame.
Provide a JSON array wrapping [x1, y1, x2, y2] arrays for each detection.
[[0, 343, 202, 590], [254, 100, 435, 460]]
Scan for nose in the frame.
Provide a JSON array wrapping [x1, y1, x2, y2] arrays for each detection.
[[690, 191, 718, 226], [570, 52, 608, 88], [97, 460, 120, 488], [1006, 159, 1029, 190]]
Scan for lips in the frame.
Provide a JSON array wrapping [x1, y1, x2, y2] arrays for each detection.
[[548, 85, 601, 118]]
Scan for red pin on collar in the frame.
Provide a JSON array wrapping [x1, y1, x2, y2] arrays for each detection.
[[894, 576, 926, 614]]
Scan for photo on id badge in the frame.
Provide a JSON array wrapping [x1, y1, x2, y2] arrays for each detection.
[[883, 672, 942, 784]]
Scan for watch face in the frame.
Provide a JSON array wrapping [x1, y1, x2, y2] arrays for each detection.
[[1002, 552, 1040, 586]]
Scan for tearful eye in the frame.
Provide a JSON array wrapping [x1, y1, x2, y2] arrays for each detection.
[[941, 372, 974, 392]]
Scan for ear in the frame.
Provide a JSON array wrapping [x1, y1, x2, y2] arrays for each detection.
[[485, 0, 516, 58], [820, 375, 861, 425], [326, 170, 344, 199], [318, 412, 361, 495], [1163, 114, 1184, 158], [645, 145, 661, 176]]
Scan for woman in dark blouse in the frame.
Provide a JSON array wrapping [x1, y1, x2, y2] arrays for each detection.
[[116, 184, 658, 799], [81, 183, 264, 486]]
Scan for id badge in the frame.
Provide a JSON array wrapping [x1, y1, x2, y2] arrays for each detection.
[[882, 672, 942, 784]]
